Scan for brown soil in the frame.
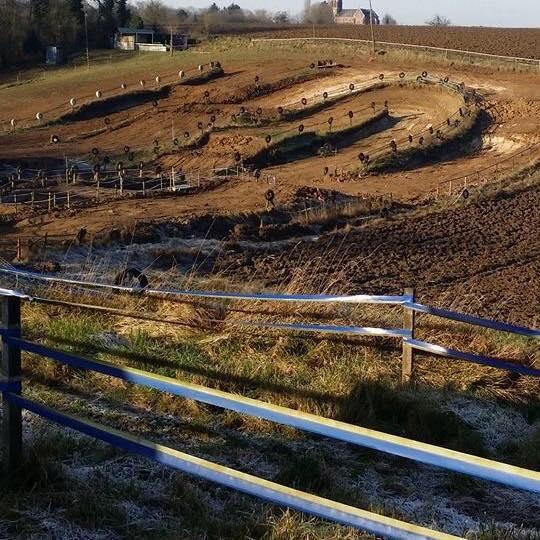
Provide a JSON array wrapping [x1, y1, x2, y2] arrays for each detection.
[[243, 25, 540, 60], [0, 43, 539, 327], [215, 183, 540, 326]]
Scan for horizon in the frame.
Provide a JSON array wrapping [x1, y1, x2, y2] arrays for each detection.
[[175, 0, 540, 28]]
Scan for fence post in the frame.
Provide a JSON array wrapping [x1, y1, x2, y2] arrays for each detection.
[[401, 287, 416, 384], [1, 294, 22, 476]]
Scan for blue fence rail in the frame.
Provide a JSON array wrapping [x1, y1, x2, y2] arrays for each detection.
[[1, 273, 539, 539]]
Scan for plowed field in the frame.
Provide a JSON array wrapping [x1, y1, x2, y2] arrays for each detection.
[[245, 25, 540, 59]]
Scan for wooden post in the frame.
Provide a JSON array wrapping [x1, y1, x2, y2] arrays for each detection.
[[401, 287, 416, 384], [1, 294, 22, 476]]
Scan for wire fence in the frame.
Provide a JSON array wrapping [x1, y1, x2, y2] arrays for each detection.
[[250, 37, 540, 71]]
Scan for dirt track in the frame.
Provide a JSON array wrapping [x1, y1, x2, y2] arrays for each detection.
[[215, 182, 540, 326], [0, 40, 539, 325]]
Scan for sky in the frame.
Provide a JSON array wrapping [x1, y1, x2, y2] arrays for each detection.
[[178, 0, 540, 27]]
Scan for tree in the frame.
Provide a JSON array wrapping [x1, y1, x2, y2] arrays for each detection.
[[381, 13, 397, 24], [69, 0, 85, 25], [176, 8, 189, 21], [303, 2, 333, 24], [139, 0, 169, 28], [426, 14, 451, 26], [91, 0, 116, 46], [273, 11, 289, 24], [116, 0, 131, 27], [208, 2, 219, 12]]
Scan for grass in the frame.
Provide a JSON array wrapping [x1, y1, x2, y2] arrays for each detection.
[[0, 287, 538, 537], [365, 105, 480, 174]]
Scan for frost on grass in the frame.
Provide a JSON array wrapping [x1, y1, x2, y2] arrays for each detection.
[[442, 395, 537, 453]]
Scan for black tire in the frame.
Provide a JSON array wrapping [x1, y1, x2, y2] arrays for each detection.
[[379, 73, 384, 80], [114, 268, 149, 289], [265, 189, 275, 201], [265, 135, 272, 144], [152, 100, 158, 108], [173, 138, 179, 146], [422, 71, 428, 77], [301, 98, 307, 105], [124, 145, 130, 154], [323, 92, 328, 99], [399, 72, 405, 78], [92, 148, 99, 156], [153, 139, 159, 147], [349, 83, 354, 91], [51, 135, 60, 144], [298, 124, 304, 133]]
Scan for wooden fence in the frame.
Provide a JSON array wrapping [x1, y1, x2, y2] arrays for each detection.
[[1, 271, 539, 539]]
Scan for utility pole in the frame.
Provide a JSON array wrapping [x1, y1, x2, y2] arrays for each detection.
[[84, 7, 90, 70], [368, 0, 376, 55]]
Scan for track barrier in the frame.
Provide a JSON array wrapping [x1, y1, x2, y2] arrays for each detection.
[[0, 273, 539, 537]]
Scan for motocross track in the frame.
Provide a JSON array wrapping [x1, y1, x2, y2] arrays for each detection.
[[0, 40, 539, 324]]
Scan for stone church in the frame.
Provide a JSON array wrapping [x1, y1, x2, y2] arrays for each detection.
[[330, 0, 380, 25]]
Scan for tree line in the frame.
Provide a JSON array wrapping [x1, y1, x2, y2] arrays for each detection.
[[0, 0, 452, 69], [0, 0, 288, 68]]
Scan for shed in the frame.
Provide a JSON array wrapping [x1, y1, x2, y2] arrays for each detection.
[[46, 46, 64, 65], [115, 28, 155, 51]]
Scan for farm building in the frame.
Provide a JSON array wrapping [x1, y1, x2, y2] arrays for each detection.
[[114, 27, 188, 52], [330, 0, 379, 25]]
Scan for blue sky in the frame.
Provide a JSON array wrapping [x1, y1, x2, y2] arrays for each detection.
[[178, 0, 540, 27]]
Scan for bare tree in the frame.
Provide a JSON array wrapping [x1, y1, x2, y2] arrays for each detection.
[[303, 1, 333, 24], [381, 13, 397, 24], [426, 14, 451, 26]]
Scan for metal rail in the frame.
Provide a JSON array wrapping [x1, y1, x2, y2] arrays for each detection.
[[0, 268, 410, 304], [1, 281, 539, 538], [7, 394, 462, 540], [3, 333, 539, 493]]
